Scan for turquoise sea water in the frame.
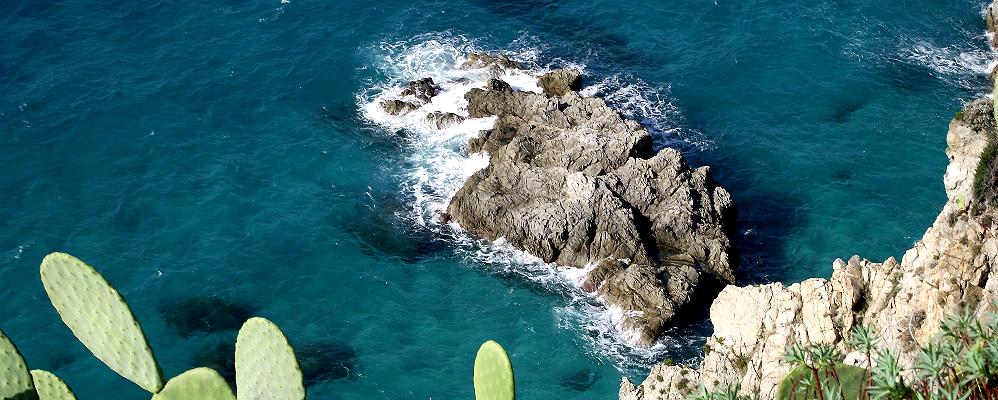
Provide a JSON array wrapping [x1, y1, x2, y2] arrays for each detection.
[[0, 1, 994, 399]]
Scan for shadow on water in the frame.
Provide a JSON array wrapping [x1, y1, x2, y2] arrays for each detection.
[[729, 192, 808, 285], [319, 103, 407, 157], [468, 0, 658, 69], [192, 336, 359, 387], [333, 191, 453, 265], [160, 296, 255, 338], [826, 96, 869, 124], [874, 58, 941, 95], [559, 367, 602, 392]]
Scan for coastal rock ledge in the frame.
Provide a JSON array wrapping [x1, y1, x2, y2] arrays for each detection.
[[619, 98, 998, 400], [380, 55, 736, 347], [621, 6, 998, 398]]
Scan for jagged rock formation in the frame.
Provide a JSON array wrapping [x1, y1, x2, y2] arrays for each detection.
[[620, 97, 998, 400], [447, 67, 736, 347], [381, 78, 439, 116], [985, 3, 998, 81], [379, 56, 737, 347], [538, 69, 582, 97]]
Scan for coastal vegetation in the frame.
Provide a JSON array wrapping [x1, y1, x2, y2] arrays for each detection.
[[692, 310, 998, 400], [0, 253, 517, 400]]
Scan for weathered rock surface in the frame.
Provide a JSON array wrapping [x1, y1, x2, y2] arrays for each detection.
[[987, 2, 998, 81], [400, 77, 437, 103], [381, 99, 420, 116], [374, 54, 735, 347], [987, 3, 998, 48], [538, 69, 582, 97], [461, 52, 523, 71], [425, 111, 466, 129], [620, 97, 998, 399], [445, 63, 736, 347], [379, 78, 439, 116]]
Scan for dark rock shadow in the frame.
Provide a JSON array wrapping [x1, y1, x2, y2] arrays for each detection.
[[336, 193, 452, 264], [559, 367, 602, 392], [318, 103, 407, 157], [192, 336, 359, 388], [728, 193, 808, 285], [160, 297, 254, 338], [469, 0, 657, 70]]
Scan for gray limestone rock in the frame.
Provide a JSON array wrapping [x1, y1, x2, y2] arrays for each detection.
[[538, 69, 582, 97], [446, 63, 736, 347]]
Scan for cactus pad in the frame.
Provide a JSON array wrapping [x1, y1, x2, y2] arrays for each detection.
[[235, 317, 304, 400], [776, 363, 867, 400], [39, 252, 163, 393], [473, 340, 515, 400], [29, 370, 75, 400], [0, 329, 36, 400], [151, 368, 235, 400]]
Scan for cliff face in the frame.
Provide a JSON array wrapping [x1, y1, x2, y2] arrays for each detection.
[[620, 74, 998, 400]]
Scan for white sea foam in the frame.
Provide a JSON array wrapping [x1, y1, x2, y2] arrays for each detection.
[[357, 33, 702, 372], [900, 41, 994, 88]]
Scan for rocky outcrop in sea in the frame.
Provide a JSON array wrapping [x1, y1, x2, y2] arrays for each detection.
[[619, 18, 998, 398], [379, 54, 737, 347]]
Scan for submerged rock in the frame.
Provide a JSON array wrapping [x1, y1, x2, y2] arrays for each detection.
[[560, 368, 602, 392], [297, 342, 358, 384], [193, 338, 358, 387], [193, 339, 237, 386], [161, 297, 253, 338], [343, 195, 449, 264]]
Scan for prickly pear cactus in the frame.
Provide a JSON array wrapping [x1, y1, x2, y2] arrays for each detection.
[[30, 370, 76, 400], [473, 340, 515, 400], [39, 252, 163, 393], [235, 317, 304, 400], [0, 329, 37, 400], [152, 368, 235, 400], [776, 364, 867, 400]]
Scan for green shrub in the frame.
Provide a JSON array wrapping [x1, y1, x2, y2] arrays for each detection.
[[693, 310, 998, 400], [972, 140, 998, 211], [775, 364, 867, 400]]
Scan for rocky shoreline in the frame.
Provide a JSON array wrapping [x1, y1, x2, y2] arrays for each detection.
[[619, 5, 998, 399], [380, 55, 736, 347]]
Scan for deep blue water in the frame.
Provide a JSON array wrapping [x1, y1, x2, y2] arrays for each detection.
[[0, 1, 993, 399]]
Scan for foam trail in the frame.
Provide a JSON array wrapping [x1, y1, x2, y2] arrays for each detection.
[[900, 41, 994, 90], [357, 33, 704, 373]]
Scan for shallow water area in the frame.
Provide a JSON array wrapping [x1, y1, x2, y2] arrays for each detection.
[[1, 1, 994, 399]]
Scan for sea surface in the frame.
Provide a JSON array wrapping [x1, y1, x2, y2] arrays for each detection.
[[0, 1, 994, 399]]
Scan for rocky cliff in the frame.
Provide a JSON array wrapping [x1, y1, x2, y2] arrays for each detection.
[[619, 34, 998, 400]]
